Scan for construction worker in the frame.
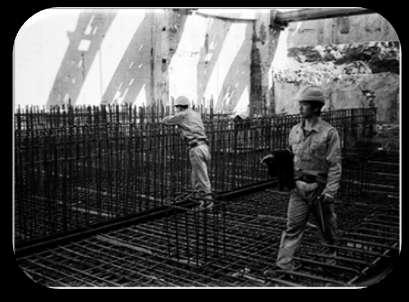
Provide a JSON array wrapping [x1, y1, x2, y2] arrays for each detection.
[[273, 86, 342, 271], [161, 96, 213, 209]]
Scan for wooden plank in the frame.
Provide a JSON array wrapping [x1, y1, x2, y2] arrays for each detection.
[[275, 8, 373, 24]]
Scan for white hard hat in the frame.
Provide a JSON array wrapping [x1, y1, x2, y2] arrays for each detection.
[[295, 86, 325, 105], [174, 96, 190, 107]]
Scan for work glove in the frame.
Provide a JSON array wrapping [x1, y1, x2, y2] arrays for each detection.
[[320, 193, 335, 204], [260, 154, 274, 165]]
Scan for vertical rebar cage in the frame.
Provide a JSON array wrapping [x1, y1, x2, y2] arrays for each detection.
[[14, 104, 377, 249]]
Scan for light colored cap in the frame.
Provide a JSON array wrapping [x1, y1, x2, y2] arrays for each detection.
[[295, 86, 325, 105], [174, 96, 190, 107]]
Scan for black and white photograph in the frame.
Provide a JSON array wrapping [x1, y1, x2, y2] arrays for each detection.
[[13, 7, 401, 288]]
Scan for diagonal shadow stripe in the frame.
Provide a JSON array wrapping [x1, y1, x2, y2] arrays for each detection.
[[102, 11, 188, 106], [196, 18, 232, 105], [215, 22, 252, 114], [47, 12, 116, 106], [101, 14, 153, 105], [164, 10, 188, 72]]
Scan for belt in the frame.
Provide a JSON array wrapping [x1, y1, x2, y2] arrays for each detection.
[[295, 174, 318, 184], [295, 180, 318, 192], [188, 140, 208, 149]]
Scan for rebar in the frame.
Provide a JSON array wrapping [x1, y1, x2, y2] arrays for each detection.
[[15, 105, 379, 250], [17, 183, 398, 286]]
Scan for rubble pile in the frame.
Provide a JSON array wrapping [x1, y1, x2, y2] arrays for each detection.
[[288, 42, 399, 69], [272, 41, 400, 123], [273, 41, 399, 86]]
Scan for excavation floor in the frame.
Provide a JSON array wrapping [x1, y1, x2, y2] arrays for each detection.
[[17, 189, 399, 287]]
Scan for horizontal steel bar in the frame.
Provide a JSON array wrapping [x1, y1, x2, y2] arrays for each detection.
[[339, 237, 398, 250], [57, 246, 163, 285], [266, 277, 304, 287], [304, 251, 371, 267], [293, 256, 360, 275], [274, 269, 346, 286], [77, 242, 208, 286], [341, 231, 397, 242], [361, 222, 399, 229], [14, 200, 191, 257], [21, 259, 85, 286], [356, 227, 399, 237], [216, 180, 279, 199], [322, 243, 391, 258], [73, 240, 212, 286], [21, 266, 71, 287], [30, 254, 120, 286]]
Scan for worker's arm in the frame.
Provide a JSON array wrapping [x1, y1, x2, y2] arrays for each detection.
[[161, 112, 185, 126], [322, 128, 342, 199], [287, 125, 297, 153]]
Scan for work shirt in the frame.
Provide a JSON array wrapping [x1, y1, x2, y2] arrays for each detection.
[[161, 109, 208, 146], [288, 117, 342, 198]]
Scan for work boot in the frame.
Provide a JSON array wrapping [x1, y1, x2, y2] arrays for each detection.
[[276, 261, 301, 271], [271, 258, 302, 272]]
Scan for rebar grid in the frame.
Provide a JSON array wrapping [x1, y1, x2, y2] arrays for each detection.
[[15, 103, 398, 287], [15, 105, 378, 247], [18, 181, 398, 287]]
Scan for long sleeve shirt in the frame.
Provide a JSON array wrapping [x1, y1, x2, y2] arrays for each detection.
[[288, 117, 342, 198], [161, 109, 208, 146]]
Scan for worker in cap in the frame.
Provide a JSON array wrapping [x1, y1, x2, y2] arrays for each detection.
[[269, 86, 342, 272], [161, 96, 213, 209]]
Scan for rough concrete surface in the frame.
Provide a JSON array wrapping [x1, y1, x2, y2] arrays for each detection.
[[272, 41, 399, 123]]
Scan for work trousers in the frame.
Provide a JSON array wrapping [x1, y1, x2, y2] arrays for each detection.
[[189, 144, 212, 199], [276, 187, 337, 268]]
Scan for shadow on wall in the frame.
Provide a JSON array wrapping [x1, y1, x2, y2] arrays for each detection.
[[196, 19, 232, 105], [47, 12, 116, 106], [272, 40, 400, 123], [101, 14, 153, 105], [215, 22, 252, 113]]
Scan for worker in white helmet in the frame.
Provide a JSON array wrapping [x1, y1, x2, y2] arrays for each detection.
[[162, 96, 213, 209], [270, 86, 342, 272]]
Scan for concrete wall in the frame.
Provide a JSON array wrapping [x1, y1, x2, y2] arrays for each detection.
[[47, 12, 116, 106], [98, 9, 254, 112], [286, 13, 399, 47], [41, 9, 269, 114], [272, 13, 400, 123], [41, 9, 400, 122], [249, 10, 279, 115], [101, 12, 155, 105], [168, 12, 254, 114]]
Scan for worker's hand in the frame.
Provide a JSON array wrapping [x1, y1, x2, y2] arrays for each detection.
[[232, 113, 248, 120], [260, 154, 274, 165], [320, 193, 335, 204]]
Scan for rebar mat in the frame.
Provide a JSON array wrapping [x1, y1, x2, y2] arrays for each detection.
[[17, 189, 399, 287]]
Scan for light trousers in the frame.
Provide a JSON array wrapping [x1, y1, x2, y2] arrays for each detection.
[[189, 144, 212, 198], [276, 188, 337, 267]]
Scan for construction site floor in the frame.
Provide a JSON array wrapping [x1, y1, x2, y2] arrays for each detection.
[[17, 188, 399, 287]]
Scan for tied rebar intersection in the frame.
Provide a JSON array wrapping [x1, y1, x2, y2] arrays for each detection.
[[14, 104, 399, 286], [18, 186, 398, 287], [14, 104, 377, 248]]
